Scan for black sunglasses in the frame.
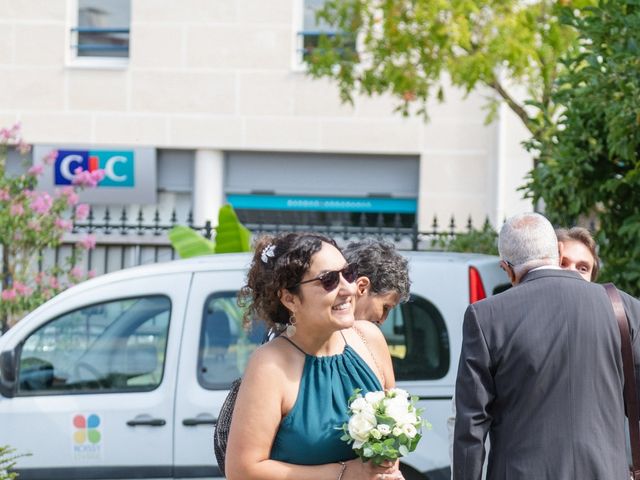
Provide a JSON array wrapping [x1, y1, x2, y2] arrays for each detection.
[[295, 263, 358, 292]]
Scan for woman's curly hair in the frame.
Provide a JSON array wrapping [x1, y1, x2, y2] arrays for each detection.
[[238, 232, 337, 329]]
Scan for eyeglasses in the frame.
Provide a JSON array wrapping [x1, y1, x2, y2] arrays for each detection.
[[295, 263, 358, 292]]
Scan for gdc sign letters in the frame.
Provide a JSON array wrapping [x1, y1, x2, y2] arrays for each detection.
[[55, 150, 135, 187]]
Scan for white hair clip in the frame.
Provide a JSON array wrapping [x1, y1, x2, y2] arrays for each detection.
[[260, 244, 276, 264]]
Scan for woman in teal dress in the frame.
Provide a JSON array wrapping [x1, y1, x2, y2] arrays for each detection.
[[226, 233, 405, 480]]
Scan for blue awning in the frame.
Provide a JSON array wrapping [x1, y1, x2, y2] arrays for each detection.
[[227, 194, 416, 213]]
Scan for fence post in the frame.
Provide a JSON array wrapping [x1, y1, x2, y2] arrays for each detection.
[[204, 220, 213, 240]]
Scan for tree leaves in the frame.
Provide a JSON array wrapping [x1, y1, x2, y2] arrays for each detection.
[[307, 0, 590, 138], [529, 0, 640, 295]]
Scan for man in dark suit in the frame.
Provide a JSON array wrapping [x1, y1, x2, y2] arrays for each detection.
[[453, 212, 640, 479]]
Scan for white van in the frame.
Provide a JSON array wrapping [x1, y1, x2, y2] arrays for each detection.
[[0, 251, 508, 480]]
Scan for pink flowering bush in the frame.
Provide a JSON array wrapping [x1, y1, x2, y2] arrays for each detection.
[[0, 123, 103, 332]]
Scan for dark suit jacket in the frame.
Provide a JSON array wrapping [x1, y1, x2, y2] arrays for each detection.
[[453, 268, 640, 480]]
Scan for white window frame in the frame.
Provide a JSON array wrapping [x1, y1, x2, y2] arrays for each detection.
[[65, 0, 130, 69], [291, 0, 338, 71]]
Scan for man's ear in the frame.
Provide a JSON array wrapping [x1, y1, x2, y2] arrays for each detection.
[[279, 289, 298, 313], [356, 277, 370, 297], [557, 241, 565, 266], [500, 260, 516, 285]]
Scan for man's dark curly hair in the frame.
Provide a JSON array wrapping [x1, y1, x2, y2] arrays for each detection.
[[238, 232, 338, 329], [343, 239, 410, 303]]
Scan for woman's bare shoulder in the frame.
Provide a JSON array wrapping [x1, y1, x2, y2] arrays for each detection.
[[243, 336, 302, 382], [353, 319, 387, 346]]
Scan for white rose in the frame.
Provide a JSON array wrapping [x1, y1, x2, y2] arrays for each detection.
[[392, 426, 403, 437], [350, 397, 374, 414], [386, 402, 413, 425], [402, 423, 417, 438], [370, 428, 382, 440], [377, 424, 391, 436], [365, 390, 385, 405], [384, 394, 409, 411], [348, 411, 377, 446]]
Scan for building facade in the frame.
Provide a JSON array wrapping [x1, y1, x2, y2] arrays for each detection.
[[0, 0, 533, 234]]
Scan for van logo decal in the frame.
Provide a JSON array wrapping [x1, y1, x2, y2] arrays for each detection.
[[72, 414, 103, 460]]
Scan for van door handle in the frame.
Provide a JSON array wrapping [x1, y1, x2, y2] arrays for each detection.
[[126, 415, 166, 427], [182, 414, 217, 426]]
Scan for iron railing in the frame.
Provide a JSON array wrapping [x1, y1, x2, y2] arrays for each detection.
[[43, 207, 492, 277]]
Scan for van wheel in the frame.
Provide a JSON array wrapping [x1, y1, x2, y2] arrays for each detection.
[[399, 463, 428, 480]]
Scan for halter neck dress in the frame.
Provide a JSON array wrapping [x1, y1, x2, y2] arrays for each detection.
[[269, 332, 382, 465]]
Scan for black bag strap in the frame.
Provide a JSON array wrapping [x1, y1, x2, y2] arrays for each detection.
[[604, 283, 640, 480]]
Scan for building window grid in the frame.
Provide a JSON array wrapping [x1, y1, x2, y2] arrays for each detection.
[[296, 0, 357, 66], [69, 0, 131, 64]]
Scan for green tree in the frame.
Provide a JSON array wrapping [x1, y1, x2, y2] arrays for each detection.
[[526, 0, 640, 295], [306, 0, 592, 156]]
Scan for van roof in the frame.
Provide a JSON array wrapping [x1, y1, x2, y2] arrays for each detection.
[[65, 250, 499, 290]]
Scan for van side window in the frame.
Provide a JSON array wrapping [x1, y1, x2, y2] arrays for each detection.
[[17, 296, 171, 395], [380, 294, 450, 380], [198, 292, 265, 390]]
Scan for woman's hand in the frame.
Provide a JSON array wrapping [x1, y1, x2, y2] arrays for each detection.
[[343, 458, 405, 480]]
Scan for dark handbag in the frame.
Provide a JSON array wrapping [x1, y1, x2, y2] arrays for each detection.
[[213, 377, 241, 477], [213, 329, 273, 476], [605, 283, 640, 480]]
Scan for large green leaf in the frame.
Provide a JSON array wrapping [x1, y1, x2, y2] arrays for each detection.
[[168, 225, 215, 259], [214, 204, 252, 253]]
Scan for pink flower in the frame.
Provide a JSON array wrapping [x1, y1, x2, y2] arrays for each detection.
[[60, 186, 79, 207], [49, 276, 60, 289], [55, 218, 73, 232], [78, 234, 96, 250], [17, 141, 32, 155], [27, 164, 44, 176], [91, 169, 105, 183], [1, 289, 16, 301], [30, 192, 53, 215], [87, 270, 97, 279], [0, 189, 10, 201], [35, 272, 45, 285], [69, 266, 84, 280], [14, 282, 31, 296], [27, 220, 41, 232], [10, 203, 24, 216], [0, 122, 20, 141], [43, 150, 58, 166], [9, 122, 21, 137], [75, 203, 90, 221], [72, 168, 105, 188]]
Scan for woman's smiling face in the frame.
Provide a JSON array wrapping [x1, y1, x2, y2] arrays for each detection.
[[292, 242, 357, 332]]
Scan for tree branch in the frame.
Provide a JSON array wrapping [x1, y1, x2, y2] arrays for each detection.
[[488, 79, 535, 134]]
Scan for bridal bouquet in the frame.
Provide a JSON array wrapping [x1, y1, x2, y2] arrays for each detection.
[[339, 388, 429, 465]]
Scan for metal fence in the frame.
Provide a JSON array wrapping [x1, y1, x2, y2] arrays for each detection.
[[44, 208, 491, 277]]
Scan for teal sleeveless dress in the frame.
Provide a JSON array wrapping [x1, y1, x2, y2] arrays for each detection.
[[270, 333, 382, 465]]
